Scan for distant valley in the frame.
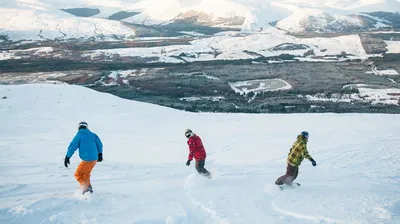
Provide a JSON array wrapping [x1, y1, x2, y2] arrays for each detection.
[[1, 0, 399, 113]]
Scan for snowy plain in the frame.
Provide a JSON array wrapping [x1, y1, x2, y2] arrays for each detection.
[[0, 83, 399, 224], [385, 41, 400, 54]]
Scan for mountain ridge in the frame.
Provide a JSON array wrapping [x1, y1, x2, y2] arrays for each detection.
[[1, 0, 400, 42]]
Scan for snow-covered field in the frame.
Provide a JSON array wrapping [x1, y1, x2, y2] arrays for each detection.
[[0, 47, 53, 61], [366, 69, 399, 76], [229, 78, 292, 95], [85, 33, 369, 62], [385, 41, 400, 54], [0, 83, 399, 224], [3, 32, 398, 64], [304, 83, 400, 106], [180, 96, 225, 102]]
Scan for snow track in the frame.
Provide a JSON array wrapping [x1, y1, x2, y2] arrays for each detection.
[[184, 173, 232, 224], [271, 193, 348, 224]]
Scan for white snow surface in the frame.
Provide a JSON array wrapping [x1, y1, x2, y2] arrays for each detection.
[[385, 41, 400, 54], [0, 52, 21, 60], [0, 83, 399, 224], [180, 96, 225, 102], [366, 69, 399, 75], [229, 78, 292, 95], [0, 47, 53, 60]]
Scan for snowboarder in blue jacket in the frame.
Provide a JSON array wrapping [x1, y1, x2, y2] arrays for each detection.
[[64, 121, 103, 194]]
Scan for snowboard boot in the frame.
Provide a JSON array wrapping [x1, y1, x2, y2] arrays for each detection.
[[278, 183, 300, 190], [83, 184, 93, 194], [291, 183, 300, 187], [287, 183, 300, 189], [201, 171, 212, 179]]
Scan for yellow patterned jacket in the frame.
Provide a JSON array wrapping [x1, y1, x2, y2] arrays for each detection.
[[287, 135, 312, 167]]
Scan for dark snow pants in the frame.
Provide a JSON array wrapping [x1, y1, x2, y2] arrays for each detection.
[[275, 164, 299, 185], [195, 160, 211, 177]]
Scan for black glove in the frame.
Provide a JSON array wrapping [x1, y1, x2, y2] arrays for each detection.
[[98, 153, 103, 162], [64, 156, 70, 168], [186, 160, 191, 166], [310, 158, 317, 167]]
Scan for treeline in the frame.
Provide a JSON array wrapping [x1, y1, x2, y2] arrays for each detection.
[[90, 85, 400, 114]]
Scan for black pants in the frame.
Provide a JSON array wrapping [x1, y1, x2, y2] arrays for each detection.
[[275, 164, 299, 185], [195, 160, 210, 176]]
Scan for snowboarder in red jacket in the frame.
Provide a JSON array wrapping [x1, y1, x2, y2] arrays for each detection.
[[185, 129, 211, 177]]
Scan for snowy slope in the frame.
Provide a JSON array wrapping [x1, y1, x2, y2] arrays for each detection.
[[0, 83, 399, 224], [123, 0, 251, 26], [0, 1, 136, 41], [270, 0, 400, 32]]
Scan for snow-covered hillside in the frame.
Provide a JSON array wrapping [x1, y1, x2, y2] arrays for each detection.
[[0, 1, 136, 41], [269, 0, 400, 32], [108, 0, 400, 32], [0, 83, 399, 224], [1, 0, 400, 42]]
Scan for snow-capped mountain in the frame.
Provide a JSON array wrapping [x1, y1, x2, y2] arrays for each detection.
[[0, 0, 400, 42], [271, 0, 400, 33], [123, 0, 400, 32]]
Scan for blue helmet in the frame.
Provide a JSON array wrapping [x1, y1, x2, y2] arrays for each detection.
[[301, 131, 309, 139]]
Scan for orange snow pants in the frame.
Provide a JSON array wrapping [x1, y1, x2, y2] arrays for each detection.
[[74, 160, 97, 190]]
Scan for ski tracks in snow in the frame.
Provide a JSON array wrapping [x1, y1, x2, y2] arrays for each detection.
[[183, 173, 232, 224], [270, 192, 349, 224], [259, 184, 359, 224]]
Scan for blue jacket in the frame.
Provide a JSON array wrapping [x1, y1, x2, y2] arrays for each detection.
[[66, 129, 103, 161]]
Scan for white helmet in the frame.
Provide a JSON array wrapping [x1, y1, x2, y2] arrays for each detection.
[[184, 129, 193, 138]]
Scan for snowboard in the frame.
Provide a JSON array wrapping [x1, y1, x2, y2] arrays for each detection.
[[72, 184, 93, 200], [278, 183, 300, 190], [201, 172, 212, 179], [73, 189, 92, 200]]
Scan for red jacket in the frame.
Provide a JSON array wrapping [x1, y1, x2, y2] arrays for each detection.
[[187, 134, 207, 161]]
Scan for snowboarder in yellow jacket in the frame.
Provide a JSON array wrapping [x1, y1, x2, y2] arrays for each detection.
[[275, 131, 317, 187]]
